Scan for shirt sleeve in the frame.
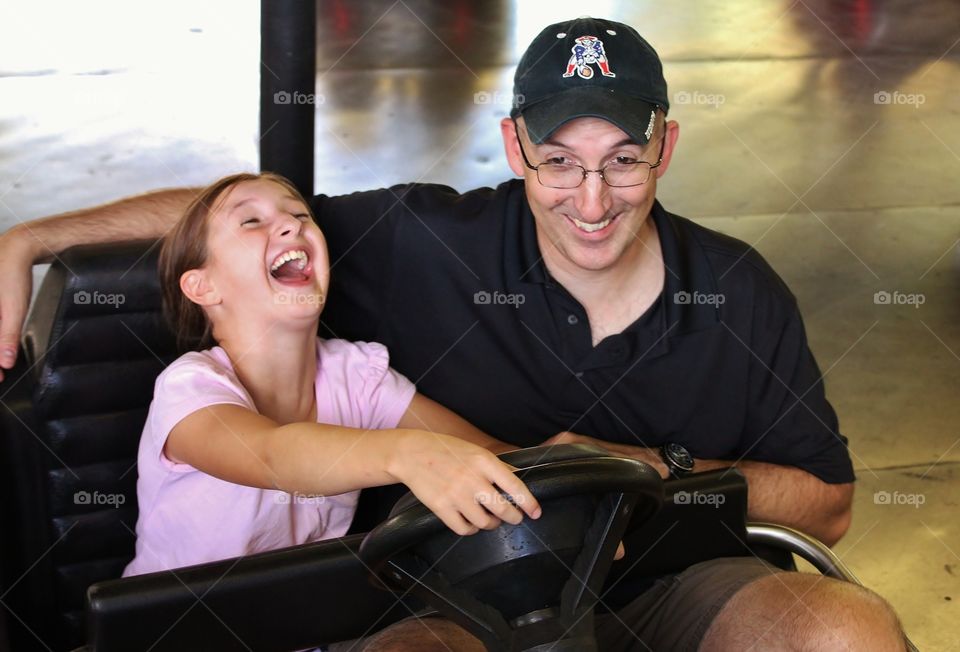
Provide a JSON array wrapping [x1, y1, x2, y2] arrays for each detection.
[[310, 188, 406, 344], [148, 353, 251, 471], [350, 340, 417, 430], [741, 297, 856, 484]]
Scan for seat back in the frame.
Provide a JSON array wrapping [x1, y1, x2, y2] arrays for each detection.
[[0, 240, 175, 651]]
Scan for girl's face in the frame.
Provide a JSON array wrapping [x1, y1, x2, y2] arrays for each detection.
[[193, 178, 330, 329]]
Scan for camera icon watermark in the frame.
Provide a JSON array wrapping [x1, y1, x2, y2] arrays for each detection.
[[673, 90, 725, 109], [275, 492, 326, 506], [474, 290, 526, 308], [473, 91, 524, 106], [74, 490, 126, 508], [873, 290, 925, 308], [674, 290, 725, 306], [873, 90, 925, 108], [273, 90, 325, 105], [73, 290, 125, 308], [673, 490, 726, 508], [873, 490, 925, 508]]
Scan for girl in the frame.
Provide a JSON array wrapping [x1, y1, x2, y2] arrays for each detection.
[[124, 172, 539, 576]]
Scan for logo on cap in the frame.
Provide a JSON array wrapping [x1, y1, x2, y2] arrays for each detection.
[[562, 35, 616, 80]]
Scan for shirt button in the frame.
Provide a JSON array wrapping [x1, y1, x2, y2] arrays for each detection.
[[567, 314, 579, 325]]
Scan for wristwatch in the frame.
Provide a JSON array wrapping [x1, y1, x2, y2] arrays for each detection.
[[660, 443, 695, 479]]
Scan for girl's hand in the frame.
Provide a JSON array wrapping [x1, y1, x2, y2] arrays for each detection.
[[389, 431, 542, 536]]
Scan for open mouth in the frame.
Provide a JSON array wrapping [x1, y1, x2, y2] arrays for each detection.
[[568, 214, 617, 234], [269, 248, 312, 284]]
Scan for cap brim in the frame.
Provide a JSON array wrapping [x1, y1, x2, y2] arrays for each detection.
[[519, 87, 659, 145]]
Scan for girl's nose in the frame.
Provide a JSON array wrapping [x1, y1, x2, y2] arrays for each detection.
[[277, 213, 302, 237]]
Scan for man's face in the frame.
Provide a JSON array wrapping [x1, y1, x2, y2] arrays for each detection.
[[502, 116, 678, 277]]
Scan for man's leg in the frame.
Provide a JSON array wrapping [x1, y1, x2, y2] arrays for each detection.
[[356, 614, 483, 652], [702, 571, 905, 651]]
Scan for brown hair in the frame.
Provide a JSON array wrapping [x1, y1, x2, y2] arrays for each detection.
[[158, 172, 312, 352]]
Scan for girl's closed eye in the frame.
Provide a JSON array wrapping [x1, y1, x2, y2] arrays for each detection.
[[241, 217, 260, 226]]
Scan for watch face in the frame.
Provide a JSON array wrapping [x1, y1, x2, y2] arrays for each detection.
[[664, 442, 694, 471]]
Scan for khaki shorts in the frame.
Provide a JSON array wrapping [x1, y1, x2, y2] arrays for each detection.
[[329, 556, 782, 652], [596, 556, 783, 651]]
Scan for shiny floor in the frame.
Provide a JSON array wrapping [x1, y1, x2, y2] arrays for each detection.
[[1, 0, 958, 649]]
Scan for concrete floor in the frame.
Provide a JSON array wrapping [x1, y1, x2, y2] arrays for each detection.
[[1, 0, 958, 649]]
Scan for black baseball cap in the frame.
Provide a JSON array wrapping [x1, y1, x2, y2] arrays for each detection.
[[511, 17, 669, 145]]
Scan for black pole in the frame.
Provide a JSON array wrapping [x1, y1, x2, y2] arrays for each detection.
[[259, 0, 316, 197]]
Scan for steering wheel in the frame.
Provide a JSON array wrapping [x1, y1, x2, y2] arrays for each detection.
[[359, 444, 663, 652]]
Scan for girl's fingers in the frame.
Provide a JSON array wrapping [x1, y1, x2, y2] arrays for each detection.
[[490, 466, 542, 519], [435, 505, 480, 537], [457, 497, 502, 531], [474, 490, 524, 525]]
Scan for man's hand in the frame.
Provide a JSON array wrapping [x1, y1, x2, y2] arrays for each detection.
[[541, 431, 853, 546], [541, 431, 670, 478], [0, 227, 37, 381]]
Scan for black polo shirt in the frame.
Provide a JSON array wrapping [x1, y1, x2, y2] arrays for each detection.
[[312, 180, 854, 484]]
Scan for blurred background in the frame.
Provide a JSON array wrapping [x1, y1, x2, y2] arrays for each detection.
[[1, 1, 958, 648]]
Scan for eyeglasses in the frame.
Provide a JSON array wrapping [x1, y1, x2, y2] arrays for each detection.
[[514, 124, 665, 189]]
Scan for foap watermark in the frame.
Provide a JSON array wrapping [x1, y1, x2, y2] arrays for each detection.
[[275, 492, 326, 506], [474, 290, 525, 308], [473, 91, 524, 106], [274, 292, 325, 307], [674, 90, 725, 109], [873, 490, 925, 508], [673, 490, 726, 508], [674, 290, 725, 306], [874, 290, 925, 308], [73, 290, 125, 308], [476, 492, 526, 508], [273, 90, 325, 105], [74, 490, 126, 508], [873, 90, 925, 108]]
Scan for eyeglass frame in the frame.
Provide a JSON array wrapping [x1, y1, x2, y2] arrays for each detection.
[[512, 120, 666, 189]]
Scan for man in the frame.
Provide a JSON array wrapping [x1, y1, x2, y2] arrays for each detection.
[[0, 17, 906, 651]]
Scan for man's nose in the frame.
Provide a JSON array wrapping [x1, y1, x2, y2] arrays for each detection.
[[574, 171, 610, 221]]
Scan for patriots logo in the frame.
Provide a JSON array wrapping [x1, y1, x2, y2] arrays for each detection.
[[562, 35, 616, 79]]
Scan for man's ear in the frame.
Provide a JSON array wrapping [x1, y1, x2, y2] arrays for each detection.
[[500, 117, 526, 177], [179, 268, 220, 307], [654, 119, 680, 179]]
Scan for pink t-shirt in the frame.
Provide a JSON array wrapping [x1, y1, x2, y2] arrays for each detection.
[[123, 337, 416, 577]]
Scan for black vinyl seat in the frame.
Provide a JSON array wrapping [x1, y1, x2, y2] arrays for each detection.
[[0, 240, 893, 652]]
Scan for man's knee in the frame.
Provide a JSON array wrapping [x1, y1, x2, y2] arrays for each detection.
[[360, 616, 484, 652], [704, 573, 905, 651]]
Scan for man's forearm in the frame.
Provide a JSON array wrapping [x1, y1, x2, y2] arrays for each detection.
[[696, 458, 853, 546], [11, 187, 199, 262], [542, 433, 853, 546]]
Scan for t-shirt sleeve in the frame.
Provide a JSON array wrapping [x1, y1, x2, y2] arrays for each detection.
[[310, 185, 462, 345], [742, 298, 855, 484], [310, 188, 405, 344], [148, 354, 251, 471], [350, 340, 417, 430]]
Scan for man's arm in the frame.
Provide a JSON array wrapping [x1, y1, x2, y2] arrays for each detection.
[[541, 432, 853, 546], [0, 187, 199, 380]]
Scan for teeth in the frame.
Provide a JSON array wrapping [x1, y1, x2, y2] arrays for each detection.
[[270, 249, 308, 272], [571, 217, 613, 233]]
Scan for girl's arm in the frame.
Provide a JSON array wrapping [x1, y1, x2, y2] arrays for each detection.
[[164, 404, 540, 535], [395, 393, 518, 454]]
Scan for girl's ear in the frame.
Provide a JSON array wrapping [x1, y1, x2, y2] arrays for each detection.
[[179, 269, 220, 306]]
